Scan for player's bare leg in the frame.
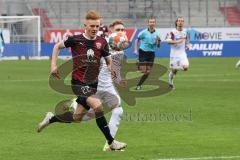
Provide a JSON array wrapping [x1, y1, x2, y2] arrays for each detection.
[[168, 68, 177, 89], [69, 95, 124, 151], [169, 65, 188, 89], [37, 100, 79, 133], [73, 104, 88, 122]]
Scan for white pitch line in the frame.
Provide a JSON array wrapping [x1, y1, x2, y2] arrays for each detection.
[[155, 155, 240, 160]]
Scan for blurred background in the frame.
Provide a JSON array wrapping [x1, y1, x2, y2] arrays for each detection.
[[1, 0, 240, 29], [0, 2, 240, 159], [0, 0, 239, 58]]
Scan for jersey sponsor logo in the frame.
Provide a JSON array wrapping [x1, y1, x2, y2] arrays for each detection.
[[87, 49, 95, 62], [95, 42, 102, 49]]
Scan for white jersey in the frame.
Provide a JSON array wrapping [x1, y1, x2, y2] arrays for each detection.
[[98, 48, 124, 88], [169, 28, 188, 58]]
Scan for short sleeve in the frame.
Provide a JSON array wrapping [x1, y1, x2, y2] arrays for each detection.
[[167, 32, 174, 41], [64, 36, 75, 48], [102, 43, 111, 57], [138, 30, 144, 40]]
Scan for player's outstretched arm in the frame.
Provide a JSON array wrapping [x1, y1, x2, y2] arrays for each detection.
[[51, 41, 65, 78]]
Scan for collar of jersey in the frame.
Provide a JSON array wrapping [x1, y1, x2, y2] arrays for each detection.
[[148, 28, 156, 33], [83, 33, 96, 40]]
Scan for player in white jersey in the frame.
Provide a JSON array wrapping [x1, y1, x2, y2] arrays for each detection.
[[97, 20, 127, 151], [37, 20, 127, 151], [167, 17, 190, 89]]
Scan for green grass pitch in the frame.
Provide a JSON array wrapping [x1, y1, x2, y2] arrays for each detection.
[[0, 57, 240, 160]]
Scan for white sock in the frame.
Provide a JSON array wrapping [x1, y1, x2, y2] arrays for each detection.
[[168, 71, 175, 85], [108, 107, 123, 138]]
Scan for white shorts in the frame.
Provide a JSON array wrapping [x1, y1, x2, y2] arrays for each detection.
[[170, 56, 189, 69], [71, 84, 121, 111], [96, 84, 121, 109]]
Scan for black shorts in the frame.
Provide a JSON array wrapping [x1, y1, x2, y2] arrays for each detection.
[[71, 79, 98, 110], [138, 49, 155, 66]]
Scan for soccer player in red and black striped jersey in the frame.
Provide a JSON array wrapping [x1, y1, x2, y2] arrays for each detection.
[[39, 10, 126, 150], [97, 18, 109, 38]]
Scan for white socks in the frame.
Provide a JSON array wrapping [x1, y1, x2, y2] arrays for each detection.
[[108, 107, 123, 138]]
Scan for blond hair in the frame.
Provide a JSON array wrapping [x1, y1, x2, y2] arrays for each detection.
[[85, 10, 101, 20], [112, 20, 125, 27]]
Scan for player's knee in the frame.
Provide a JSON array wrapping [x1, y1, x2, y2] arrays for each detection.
[[93, 105, 103, 113], [183, 66, 188, 71]]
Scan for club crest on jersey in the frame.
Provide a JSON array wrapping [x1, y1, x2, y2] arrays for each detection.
[[87, 49, 95, 62], [96, 42, 102, 49]]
